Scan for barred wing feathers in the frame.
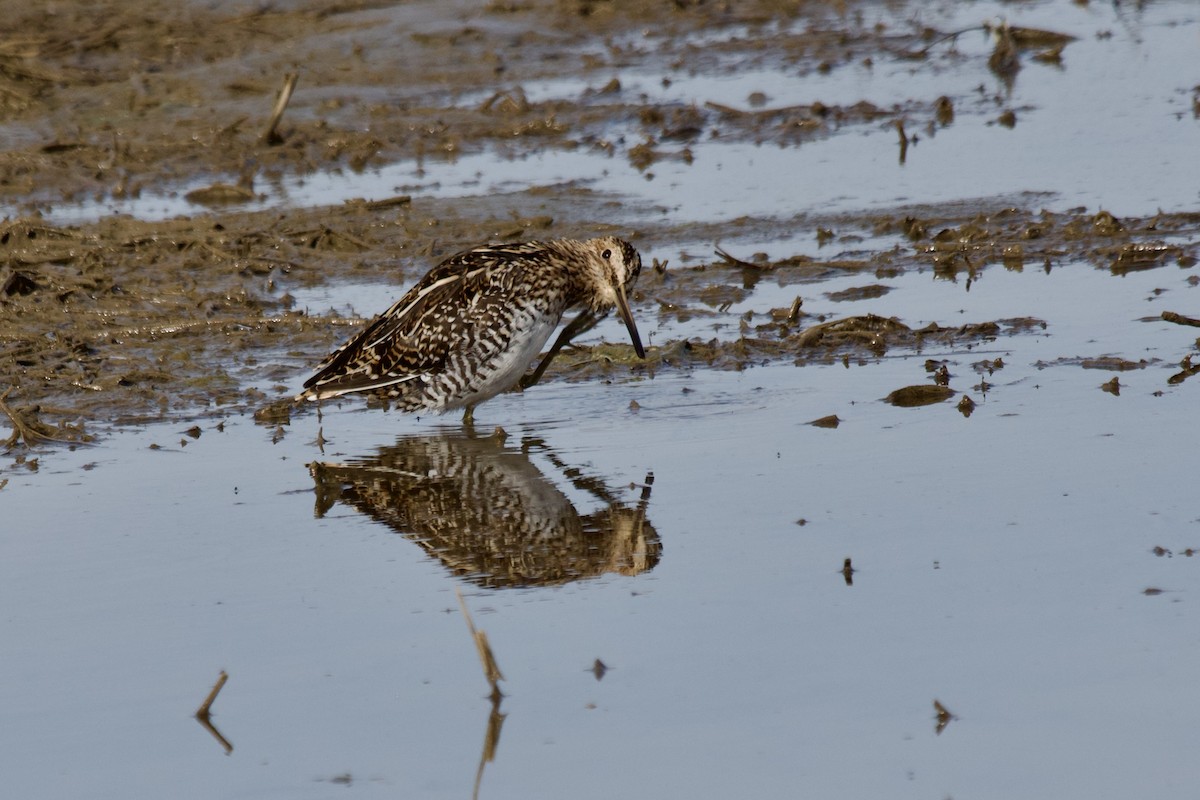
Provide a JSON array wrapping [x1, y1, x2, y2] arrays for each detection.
[[299, 243, 566, 402]]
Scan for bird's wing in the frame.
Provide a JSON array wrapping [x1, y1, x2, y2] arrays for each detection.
[[301, 244, 561, 400]]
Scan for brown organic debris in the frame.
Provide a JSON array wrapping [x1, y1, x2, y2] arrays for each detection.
[[934, 699, 956, 735], [194, 670, 232, 754], [0, 388, 90, 448], [185, 182, 256, 206], [885, 384, 955, 407], [825, 284, 892, 303], [1162, 311, 1200, 328], [1167, 355, 1200, 386]]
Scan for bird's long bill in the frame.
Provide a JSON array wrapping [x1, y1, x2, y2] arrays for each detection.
[[615, 286, 646, 359]]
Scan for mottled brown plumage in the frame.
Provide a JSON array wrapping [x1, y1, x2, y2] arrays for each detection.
[[308, 432, 660, 588], [296, 237, 645, 420]]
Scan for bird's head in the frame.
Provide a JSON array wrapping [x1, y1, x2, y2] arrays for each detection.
[[579, 236, 645, 358]]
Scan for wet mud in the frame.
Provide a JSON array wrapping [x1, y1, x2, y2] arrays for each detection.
[[1, 0, 1198, 447]]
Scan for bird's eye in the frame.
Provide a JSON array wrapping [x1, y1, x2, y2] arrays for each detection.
[[602, 249, 612, 260]]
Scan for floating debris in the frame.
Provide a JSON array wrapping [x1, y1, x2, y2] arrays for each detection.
[[826, 284, 892, 302], [934, 699, 956, 735], [184, 182, 256, 206], [194, 670, 232, 754], [885, 385, 955, 407], [1081, 357, 1148, 371], [1162, 311, 1200, 328], [934, 95, 954, 126], [1006, 25, 1078, 49], [1092, 210, 1124, 236], [1167, 355, 1200, 386]]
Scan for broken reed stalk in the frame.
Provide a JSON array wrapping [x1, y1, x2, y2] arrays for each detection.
[[713, 245, 758, 269], [196, 670, 228, 719], [912, 24, 987, 58], [894, 119, 908, 165], [1162, 310, 1200, 328], [456, 588, 504, 697], [262, 72, 298, 145]]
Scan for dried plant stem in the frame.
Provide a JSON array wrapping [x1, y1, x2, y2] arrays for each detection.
[[263, 72, 298, 145], [195, 670, 228, 719], [456, 588, 504, 699]]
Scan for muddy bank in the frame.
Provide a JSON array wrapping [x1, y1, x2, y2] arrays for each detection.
[[3, 197, 1196, 445], [0, 0, 927, 215]]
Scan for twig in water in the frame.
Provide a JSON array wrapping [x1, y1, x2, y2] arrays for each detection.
[[714, 245, 764, 270], [194, 670, 233, 754], [908, 25, 987, 58], [1162, 311, 1200, 328], [263, 72, 298, 145], [195, 670, 228, 719]]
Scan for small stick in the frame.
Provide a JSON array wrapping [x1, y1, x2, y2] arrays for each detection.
[[703, 100, 749, 116], [713, 245, 760, 269], [895, 119, 908, 165], [910, 25, 987, 58], [787, 296, 803, 324], [195, 670, 228, 719], [1162, 310, 1200, 328], [262, 72, 298, 145]]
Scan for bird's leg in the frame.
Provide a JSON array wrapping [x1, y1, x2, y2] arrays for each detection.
[[462, 404, 476, 427], [519, 309, 601, 390]]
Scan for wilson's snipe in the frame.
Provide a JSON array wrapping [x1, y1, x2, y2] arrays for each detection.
[[296, 237, 645, 422]]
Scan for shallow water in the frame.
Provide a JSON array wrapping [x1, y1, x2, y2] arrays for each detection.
[[4, 0, 1200, 797], [5, 250, 1199, 797]]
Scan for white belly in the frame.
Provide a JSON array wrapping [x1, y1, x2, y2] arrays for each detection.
[[438, 308, 561, 412]]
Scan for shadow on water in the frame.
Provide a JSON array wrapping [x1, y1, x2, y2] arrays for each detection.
[[307, 428, 660, 589]]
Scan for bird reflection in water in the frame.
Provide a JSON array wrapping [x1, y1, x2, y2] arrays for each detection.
[[308, 428, 660, 588]]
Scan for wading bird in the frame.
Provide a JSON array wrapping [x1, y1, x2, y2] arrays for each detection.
[[296, 237, 646, 423]]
